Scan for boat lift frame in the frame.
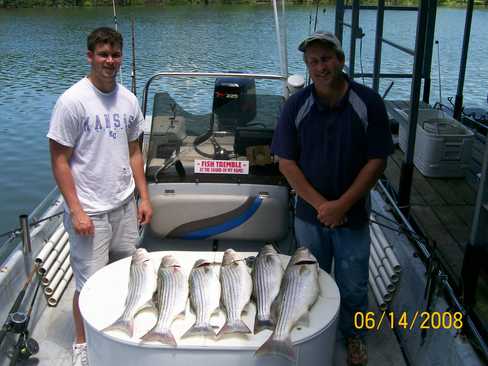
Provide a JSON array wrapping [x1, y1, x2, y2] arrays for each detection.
[[334, 0, 487, 360]]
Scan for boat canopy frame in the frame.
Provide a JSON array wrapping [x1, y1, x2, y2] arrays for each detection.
[[141, 71, 287, 120], [334, 0, 487, 360]]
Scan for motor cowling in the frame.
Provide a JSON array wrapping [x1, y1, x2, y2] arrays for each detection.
[[212, 77, 256, 131]]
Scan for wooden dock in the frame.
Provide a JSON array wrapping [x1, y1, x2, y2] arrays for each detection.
[[383, 100, 483, 287]]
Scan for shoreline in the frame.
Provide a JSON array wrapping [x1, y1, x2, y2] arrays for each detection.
[[1, 1, 487, 9]]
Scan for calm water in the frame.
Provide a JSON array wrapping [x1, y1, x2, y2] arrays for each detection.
[[1, 5, 488, 236]]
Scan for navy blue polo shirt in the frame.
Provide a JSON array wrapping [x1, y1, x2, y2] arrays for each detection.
[[271, 77, 393, 226]]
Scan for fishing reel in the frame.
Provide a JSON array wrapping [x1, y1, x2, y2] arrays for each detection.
[[7, 312, 28, 333], [5, 312, 39, 361], [5, 331, 39, 363], [15, 332, 39, 361], [11, 332, 39, 365]]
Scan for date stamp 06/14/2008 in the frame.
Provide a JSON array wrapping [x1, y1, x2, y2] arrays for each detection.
[[353, 311, 464, 331]]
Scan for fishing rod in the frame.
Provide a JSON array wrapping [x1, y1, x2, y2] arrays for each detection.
[[131, 17, 137, 96], [305, 0, 321, 86], [8, 273, 42, 365], [382, 81, 394, 99], [436, 40, 442, 108], [112, 0, 123, 86], [313, 0, 320, 32], [0, 266, 37, 348]]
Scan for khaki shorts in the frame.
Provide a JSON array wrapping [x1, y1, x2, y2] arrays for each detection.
[[64, 197, 139, 292]]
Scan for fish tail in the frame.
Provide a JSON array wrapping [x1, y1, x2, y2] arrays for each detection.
[[140, 328, 177, 346], [217, 319, 252, 337], [182, 323, 217, 338], [102, 318, 134, 337], [255, 336, 296, 362], [254, 317, 275, 334]]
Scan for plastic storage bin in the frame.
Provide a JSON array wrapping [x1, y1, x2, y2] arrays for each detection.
[[397, 108, 474, 178]]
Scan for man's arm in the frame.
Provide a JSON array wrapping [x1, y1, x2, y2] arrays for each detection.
[[278, 158, 327, 211], [49, 139, 94, 235], [128, 140, 153, 225], [317, 158, 386, 226]]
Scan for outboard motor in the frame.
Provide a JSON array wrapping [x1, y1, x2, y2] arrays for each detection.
[[212, 77, 256, 131]]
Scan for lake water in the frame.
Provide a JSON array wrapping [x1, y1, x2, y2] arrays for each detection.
[[1, 4, 488, 237]]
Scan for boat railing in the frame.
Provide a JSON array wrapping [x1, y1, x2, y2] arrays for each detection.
[[0, 187, 63, 265], [141, 71, 286, 119]]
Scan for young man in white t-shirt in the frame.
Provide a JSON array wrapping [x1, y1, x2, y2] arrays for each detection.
[[47, 27, 152, 366]]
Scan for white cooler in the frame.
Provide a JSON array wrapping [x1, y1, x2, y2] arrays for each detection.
[[79, 250, 340, 366], [397, 108, 474, 178]]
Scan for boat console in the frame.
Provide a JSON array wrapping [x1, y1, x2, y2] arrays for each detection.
[[142, 73, 289, 243]]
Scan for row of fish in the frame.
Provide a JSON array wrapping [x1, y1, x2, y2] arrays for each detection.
[[103, 245, 320, 360]]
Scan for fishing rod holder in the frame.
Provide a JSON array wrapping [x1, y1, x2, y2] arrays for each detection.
[[19, 215, 32, 255]]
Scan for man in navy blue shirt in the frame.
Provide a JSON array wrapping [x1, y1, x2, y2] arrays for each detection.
[[272, 31, 393, 366]]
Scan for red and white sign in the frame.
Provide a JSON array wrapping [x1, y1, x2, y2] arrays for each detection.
[[194, 160, 249, 175]]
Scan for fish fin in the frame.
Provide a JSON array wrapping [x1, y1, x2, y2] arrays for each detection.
[[102, 319, 134, 337], [181, 323, 217, 338], [254, 318, 275, 334], [270, 298, 280, 322], [308, 282, 321, 310], [296, 312, 310, 327], [176, 309, 186, 320], [242, 301, 253, 315], [251, 291, 257, 302], [211, 307, 222, 317], [136, 300, 156, 314], [152, 290, 158, 307], [255, 336, 296, 362], [140, 328, 177, 346], [217, 320, 252, 337]]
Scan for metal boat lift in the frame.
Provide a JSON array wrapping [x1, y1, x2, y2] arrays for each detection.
[[333, 0, 487, 362]]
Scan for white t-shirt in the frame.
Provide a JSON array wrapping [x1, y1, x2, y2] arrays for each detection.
[[47, 77, 143, 214]]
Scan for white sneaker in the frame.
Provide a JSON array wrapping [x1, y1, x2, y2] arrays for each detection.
[[72, 343, 88, 366]]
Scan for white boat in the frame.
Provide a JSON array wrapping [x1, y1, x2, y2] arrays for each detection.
[[0, 1, 486, 365]]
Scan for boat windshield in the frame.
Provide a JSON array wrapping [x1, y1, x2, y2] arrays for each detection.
[[144, 75, 286, 185]]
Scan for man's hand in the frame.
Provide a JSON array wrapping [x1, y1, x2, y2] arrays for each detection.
[[138, 199, 153, 225], [316, 200, 348, 228], [71, 209, 95, 236]]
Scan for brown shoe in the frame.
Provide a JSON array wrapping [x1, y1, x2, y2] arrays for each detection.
[[346, 336, 368, 366]]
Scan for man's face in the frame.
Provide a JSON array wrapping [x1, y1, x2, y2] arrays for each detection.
[[87, 42, 122, 81], [304, 42, 344, 89]]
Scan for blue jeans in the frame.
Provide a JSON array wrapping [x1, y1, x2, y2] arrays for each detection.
[[295, 217, 370, 338]]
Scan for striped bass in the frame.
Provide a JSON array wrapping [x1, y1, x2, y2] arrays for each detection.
[[252, 244, 284, 334], [218, 249, 252, 337], [141, 255, 189, 346], [103, 248, 156, 337], [255, 247, 320, 361], [182, 259, 221, 338]]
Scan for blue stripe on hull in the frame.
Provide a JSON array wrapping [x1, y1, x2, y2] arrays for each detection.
[[181, 196, 263, 240]]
